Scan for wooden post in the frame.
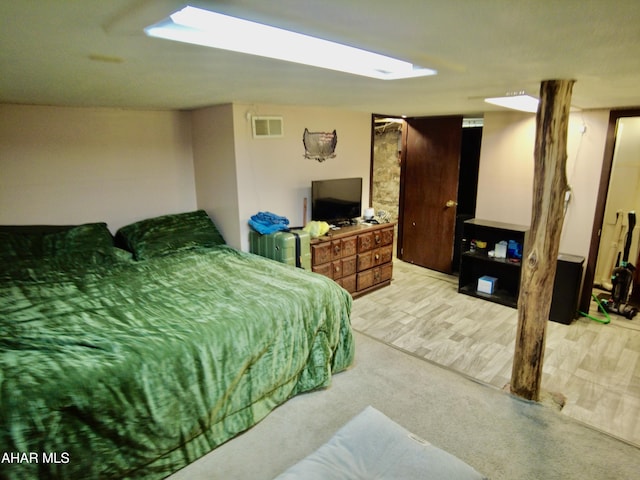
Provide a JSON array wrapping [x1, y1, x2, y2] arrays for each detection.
[[510, 79, 575, 401]]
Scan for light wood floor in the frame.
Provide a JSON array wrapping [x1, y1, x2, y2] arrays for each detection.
[[351, 260, 640, 448]]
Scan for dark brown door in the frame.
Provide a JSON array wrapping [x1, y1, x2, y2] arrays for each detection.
[[399, 116, 462, 273]]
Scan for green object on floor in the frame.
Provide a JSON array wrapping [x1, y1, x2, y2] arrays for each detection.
[[579, 293, 611, 324]]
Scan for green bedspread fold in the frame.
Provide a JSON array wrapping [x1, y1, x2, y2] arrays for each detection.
[[0, 246, 354, 479]]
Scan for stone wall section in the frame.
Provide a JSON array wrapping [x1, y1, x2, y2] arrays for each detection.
[[372, 124, 402, 223]]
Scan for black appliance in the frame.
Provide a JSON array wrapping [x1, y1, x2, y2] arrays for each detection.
[[549, 253, 585, 325]]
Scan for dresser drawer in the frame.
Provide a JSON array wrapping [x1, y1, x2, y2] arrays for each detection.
[[330, 240, 342, 259], [338, 274, 357, 293], [357, 245, 393, 271], [312, 243, 333, 265], [357, 251, 373, 271], [331, 255, 357, 279], [380, 227, 394, 246], [331, 237, 358, 259], [357, 268, 375, 291], [358, 232, 374, 252], [379, 262, 393, 282], [341, 236, 358, 257], [357, 263, 393, 291], [312, 262, 333, 279], [359, 227, 394, 253], [378, 245, 393, 264]]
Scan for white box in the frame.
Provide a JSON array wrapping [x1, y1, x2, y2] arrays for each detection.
[[495, 241, 508, 259], [477, 275, 498, 294]]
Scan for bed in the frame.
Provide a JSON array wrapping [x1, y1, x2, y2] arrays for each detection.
[[0, 210, 354, 479]]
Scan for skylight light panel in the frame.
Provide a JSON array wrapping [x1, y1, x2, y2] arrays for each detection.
[[144, 6, 436, 80], [484, 94, 539, 113]]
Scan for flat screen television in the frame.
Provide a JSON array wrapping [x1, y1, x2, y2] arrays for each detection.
[[311, 177, 363, 225]]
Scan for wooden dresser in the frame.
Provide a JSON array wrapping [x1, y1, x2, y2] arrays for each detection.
[[310, 223, 395, 297]]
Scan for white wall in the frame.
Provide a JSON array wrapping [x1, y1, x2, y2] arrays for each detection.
[[0, 103, 372, 251], [192, 104, 242, 248], [0, 104, 196, 232], [1, 103, 611, 262], [562, 110, 610, 258], [230, 103, 371, 251], [475, 111, 536, 226], [475, 109, 609, 260]]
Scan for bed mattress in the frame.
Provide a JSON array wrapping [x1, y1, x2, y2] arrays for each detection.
[[0, 244, 354, 479]]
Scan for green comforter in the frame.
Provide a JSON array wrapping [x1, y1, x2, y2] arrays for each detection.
[[0, 246, 354, 479]]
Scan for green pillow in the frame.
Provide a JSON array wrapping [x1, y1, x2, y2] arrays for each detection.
[[116, 210, 225, 260], [43, 223, 114, 256], [0, 223, 113, 261], [0, 231, 43, 261]]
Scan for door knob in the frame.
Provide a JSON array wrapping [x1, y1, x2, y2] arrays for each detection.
[[445, 200, 458, 208]]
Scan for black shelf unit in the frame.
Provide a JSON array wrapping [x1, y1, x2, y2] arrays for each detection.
[[458, 219, 529, 308]]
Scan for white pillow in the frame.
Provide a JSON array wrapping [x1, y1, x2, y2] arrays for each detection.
[[274, 406, 487, 480]]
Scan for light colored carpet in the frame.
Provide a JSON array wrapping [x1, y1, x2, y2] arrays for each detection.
[[168, 331, 640, 480]]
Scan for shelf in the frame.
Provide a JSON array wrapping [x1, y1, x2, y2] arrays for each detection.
[[458, 218, 529, 309], [461, 251, 521, 267], [459, 284, 518, 308]]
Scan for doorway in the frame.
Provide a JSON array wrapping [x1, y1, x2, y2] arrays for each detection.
[[453, 126, 482, 273], [370, 115, 482, 274], [583, 110, 640, 315]]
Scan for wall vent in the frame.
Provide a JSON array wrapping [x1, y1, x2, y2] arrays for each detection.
[[252, 116, 284, 138]]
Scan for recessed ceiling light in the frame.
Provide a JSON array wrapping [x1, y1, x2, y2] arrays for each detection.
[[484, 93, 539, 113], [144, 6, 437, 80]]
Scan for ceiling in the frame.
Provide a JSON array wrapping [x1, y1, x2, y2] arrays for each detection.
[[2, 0, 639, 117]]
